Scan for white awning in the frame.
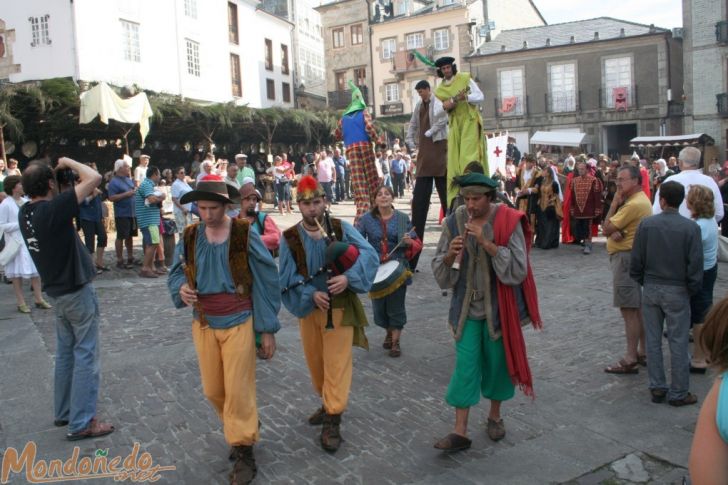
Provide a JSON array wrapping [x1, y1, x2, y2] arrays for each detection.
[[529, 131, 588, 147]]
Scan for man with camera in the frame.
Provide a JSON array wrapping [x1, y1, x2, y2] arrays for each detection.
[[19, 157, 115, 441]]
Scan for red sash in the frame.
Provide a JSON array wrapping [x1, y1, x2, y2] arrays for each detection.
[[197, 293, 252, 317]]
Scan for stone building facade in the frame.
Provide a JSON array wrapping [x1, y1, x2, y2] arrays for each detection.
[[468, 18, 684, 158], [683, 0, 728, 159]]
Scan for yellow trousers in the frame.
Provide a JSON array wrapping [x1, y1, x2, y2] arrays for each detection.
[[192, 318, 258, 446], [299, 308, 353, 415]]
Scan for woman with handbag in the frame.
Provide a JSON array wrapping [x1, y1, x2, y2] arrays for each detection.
[[273, 155, 293, 214], [0, 176, 51, 313]]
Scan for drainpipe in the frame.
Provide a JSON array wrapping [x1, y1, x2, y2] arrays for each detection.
[[69, 0, 80, 81], [366, 0, 377, 114]]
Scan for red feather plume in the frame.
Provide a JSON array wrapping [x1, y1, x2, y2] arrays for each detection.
[[298, 175, 318, 193]]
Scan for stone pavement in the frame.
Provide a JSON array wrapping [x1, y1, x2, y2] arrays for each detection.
[[0, 193, 723, 484]]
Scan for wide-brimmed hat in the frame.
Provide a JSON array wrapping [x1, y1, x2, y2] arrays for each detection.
[[180, 175, 238, 205], [239, 180, 260, 201], [434, 56, 456, 67]]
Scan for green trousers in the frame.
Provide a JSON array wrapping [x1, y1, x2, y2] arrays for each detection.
[[446, 319, 515, 408]]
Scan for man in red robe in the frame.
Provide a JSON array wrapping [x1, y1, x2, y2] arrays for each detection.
[[570, 161, 603, 254]]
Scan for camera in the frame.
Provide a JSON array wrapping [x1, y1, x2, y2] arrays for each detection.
[[51, 158, 77, 189]]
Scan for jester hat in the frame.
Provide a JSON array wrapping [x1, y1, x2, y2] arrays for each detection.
[[296, 175, 326, 202], [342, 80, 367, 116]]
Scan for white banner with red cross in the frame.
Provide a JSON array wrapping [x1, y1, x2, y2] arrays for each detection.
[[486, 132, 509, 178]]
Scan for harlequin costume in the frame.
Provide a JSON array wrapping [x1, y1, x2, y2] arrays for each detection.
[[431, 173, 542, 451], [334, 81, 381, 221], [278, 176, 378, 452], [355, 207, 422, 356], [433, 57, 489, 207], [167, 175, 281, 483]]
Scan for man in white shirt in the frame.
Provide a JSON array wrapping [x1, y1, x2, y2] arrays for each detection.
[[317, 150, 337, 205], [652, 147, 724, 223]]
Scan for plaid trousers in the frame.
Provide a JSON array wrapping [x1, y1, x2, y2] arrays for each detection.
[[346, 142, 381, 221]]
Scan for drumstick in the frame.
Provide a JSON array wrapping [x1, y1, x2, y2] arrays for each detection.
[[385, 226, 416, 260]]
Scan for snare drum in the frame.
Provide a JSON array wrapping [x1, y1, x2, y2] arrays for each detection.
[[369, 260, 412, 300]]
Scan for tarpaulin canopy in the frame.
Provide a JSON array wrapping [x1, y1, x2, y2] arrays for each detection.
[[629, 133, 715, 148], [529, 131, 588, 147], [79, 82, 153, 142]]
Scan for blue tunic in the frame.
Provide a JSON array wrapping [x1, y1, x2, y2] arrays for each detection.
[[168, 222, 281, 333], [355, 211, 410, 264], [279, 220, 378, 318]]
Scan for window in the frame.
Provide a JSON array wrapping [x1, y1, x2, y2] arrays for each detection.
[[120, 20, 140, 62], [282, 82, 291, 103], [230, 53, 242, 97], [332, 28, 344, 48], [228, 2, 239, 44], [433, 28, 449, 51], [549, 62, 576, 112], [266, 79, 275, 100], [184, 0, 197, 18], [335, 71, 346, 91], [381, 38, 396, 59], [498, 68, 524, 116], [281, 44, 289, 74], [603, 56, 632, 108], [441, 0, 456, 5], [264, 38, 273, 71], [395, 0, 411, 15], [351, 24, 363, 45], [354, 67, 366, 86], [29, 15, 51, 47], [385, 83, 400, 102], [185, 39, 200, 77], [405, 32, 424, 49]]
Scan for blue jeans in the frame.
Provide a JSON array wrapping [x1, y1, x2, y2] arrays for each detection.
[[321, 181, 334, 202], [642, 283, 691, 401], [50, 284, 101, 433], [382, 174, 392, 189]]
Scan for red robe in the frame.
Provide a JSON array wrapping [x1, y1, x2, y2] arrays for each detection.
[[561, 172, 574, 243]]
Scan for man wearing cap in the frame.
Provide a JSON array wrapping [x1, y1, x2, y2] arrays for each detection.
[[168, 174, 280, 484], [278, 175, 378, 452], [107, 158, 139, 269], [334, 80, 382, 221], [434, 57, 488, 208], [432, 172, 542, 452], [235, 154, 255, 187], [405, 79, 448, 271], [239, 178, 281, 254]]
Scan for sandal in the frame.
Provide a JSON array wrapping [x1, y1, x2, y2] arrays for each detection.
[[604, 359, 639, 374], [95, 265, 110, 272], [637, 355, 647, 367], [389, 340, 401, 358], [66, 418, 115, 441], [382, 330, 393, 350], [139, 269, 158, 279], [434, 433, 471, 452]]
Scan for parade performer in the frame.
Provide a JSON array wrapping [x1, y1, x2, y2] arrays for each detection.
[[431, 172, 542, 452], [405, 79, 448, 270], [168, 175, 281, 484], [334, 81, 381, 221], [355, 184, 422, 357], [279, 175, 378, 452], [570, 161, 603, 255], [515, 154, 541, 233], [434, 56, 488, 207]]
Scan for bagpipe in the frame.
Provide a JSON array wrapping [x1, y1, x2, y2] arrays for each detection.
[[281, 211, 359, 331]]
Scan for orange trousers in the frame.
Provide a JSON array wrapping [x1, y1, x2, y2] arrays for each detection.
[[192, 318, 258, 446], [299, 308, 353, 415]]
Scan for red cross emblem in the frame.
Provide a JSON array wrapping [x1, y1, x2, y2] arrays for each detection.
[[493, 146, 502, 157]]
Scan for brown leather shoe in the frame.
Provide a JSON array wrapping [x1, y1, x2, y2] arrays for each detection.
[[308, 406, 325, 425], [320, 413, 342, 452], [229, 445, 256, 484], [487, 418, 506, 441]]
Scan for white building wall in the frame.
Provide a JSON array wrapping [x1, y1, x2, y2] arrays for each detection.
[[4, 0, 292, 108], [485, 0, 545, 38], [6, 0, 76, 82], [292, 0, 325, 97]]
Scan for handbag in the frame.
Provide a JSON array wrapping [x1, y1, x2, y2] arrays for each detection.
[[0, 233, 21, 266]]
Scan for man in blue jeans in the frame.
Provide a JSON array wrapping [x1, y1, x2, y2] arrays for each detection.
[[19, 157, 115, 440], [630, 181, 703, 406], [390, 153, 406, 198]]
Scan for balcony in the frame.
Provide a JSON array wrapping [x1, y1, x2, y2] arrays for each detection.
[[328, 86, 369, 110], [717, 93, 728, 117], [545, 92, 580, 113], [390, 46, 435, 75], [716, 21, 728, 44]]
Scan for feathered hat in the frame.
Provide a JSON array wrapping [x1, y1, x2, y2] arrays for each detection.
[[296, 175, 325, 202]]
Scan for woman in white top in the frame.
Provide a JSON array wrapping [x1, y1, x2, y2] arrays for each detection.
[[0, 175, 51, 313], [133, 155, 150, 187]]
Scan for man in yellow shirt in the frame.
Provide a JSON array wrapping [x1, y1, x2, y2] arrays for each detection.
[[602, 165, 653, 374]]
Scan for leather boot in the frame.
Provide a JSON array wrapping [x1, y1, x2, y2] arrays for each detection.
[[229, 445, 257, 484], [320, 413, 342, 452]]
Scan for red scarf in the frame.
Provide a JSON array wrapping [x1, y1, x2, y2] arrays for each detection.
[[493, 206, 542, 397]]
